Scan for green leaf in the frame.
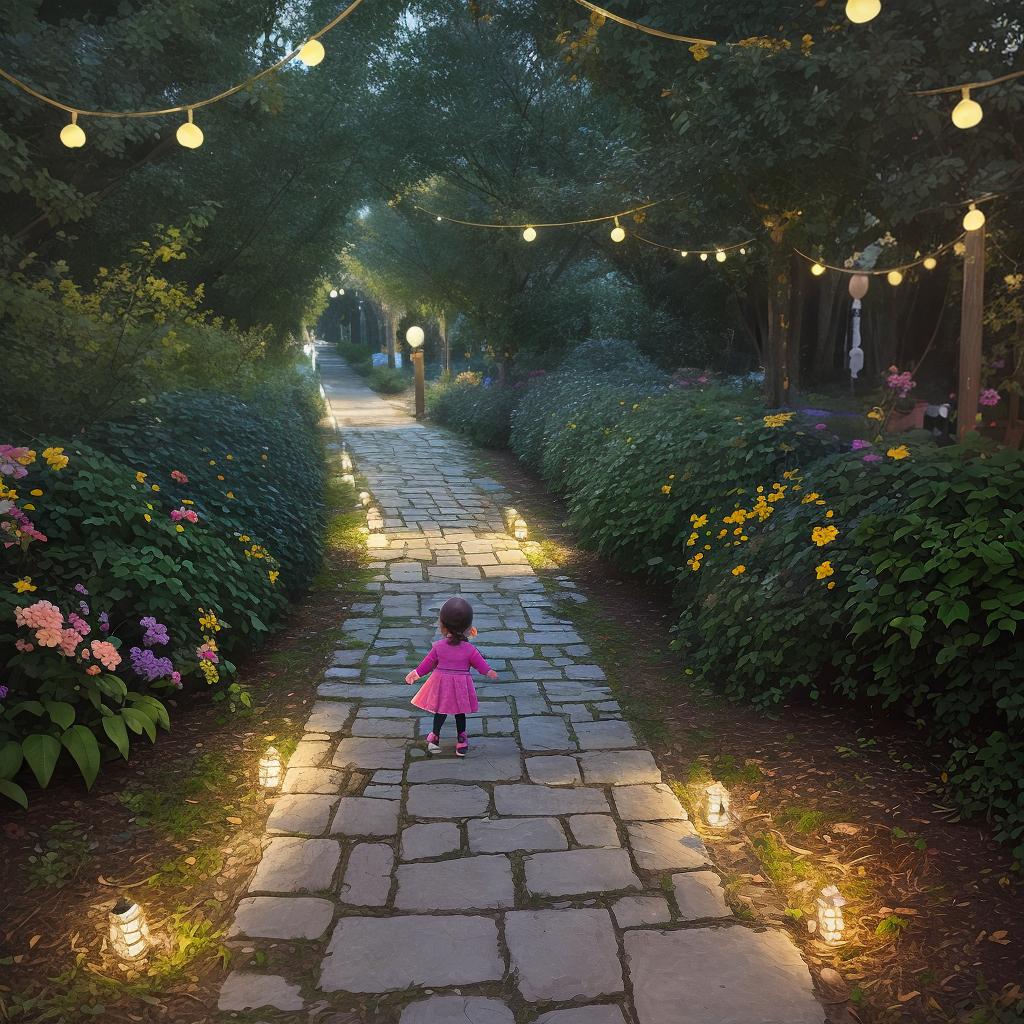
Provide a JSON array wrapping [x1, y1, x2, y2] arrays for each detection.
[[61, 726, 102, 789], [23, 734, 62, 788], [121, 708, 156, 742], [44, 701, 76, 730], [0, 741, 24, 779], [101, 716, 131, 760], [0, 778, 28, 809]]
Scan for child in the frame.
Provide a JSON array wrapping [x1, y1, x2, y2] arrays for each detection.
[[405, 596, 497, 756]]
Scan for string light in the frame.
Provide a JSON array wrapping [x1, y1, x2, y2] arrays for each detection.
[[887, 270, 903, 286], [680, 250, 688, 258], [963, 204, 986, 231], [914, 69, 1024, 130], [951, 88, 983, 129], [59, 111, 85, 148], [811, 262, 826, 276], [923, 256, 938, 270], [523, 226, 537, 242], [845, 0, 881, 24], [572, 0, 717, 46], [176, 109, 204, 149], [715, 249, 726, 263], [298, 39, 326, 67], [330, 288, 339, 298], [610, 218, 626, 243], [700, 253, 708, 262]]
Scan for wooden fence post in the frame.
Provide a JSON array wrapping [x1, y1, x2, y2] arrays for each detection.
[[957, 225, 985, 441]]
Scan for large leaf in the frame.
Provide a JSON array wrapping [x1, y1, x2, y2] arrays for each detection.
[[61, 726, 102, 790], [101, 715, 131, 760], [22, 734, 62, 788], [0, 778, 28, 809], [121, 707, 157, 743], [44, 700, 76, 730], [0, 740, 24, 779]]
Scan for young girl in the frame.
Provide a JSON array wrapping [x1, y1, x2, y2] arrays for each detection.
[[405, 596, 497, 756]]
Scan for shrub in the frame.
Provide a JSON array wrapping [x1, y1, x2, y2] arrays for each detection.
[[337, 341, 373, 376], [428, 377, 519, 448], [367, 366, 410, 394]]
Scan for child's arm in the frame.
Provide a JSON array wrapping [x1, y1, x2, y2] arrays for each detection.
[[406, 646, 438, 685], [469, 645, 498, 680]]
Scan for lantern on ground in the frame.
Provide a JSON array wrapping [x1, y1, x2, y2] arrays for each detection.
[[341, 450, 353, 472], [705, 781, 730, 827], [259, 746, 282, 790], [513, 517, 529, 542], [816, 885, 847, 945], [109, 898, 151, 960]]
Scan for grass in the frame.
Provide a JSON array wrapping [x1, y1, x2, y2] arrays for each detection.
[[777, 804, 835, 834]]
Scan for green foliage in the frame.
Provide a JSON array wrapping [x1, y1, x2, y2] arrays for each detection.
[[367, 366, 410, 394], [428, 376, 520, 448]]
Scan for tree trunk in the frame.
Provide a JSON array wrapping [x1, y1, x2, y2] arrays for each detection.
[[957, 225, 985, 441], [439, 309, 450, 375], [765, 241, 794, 407]]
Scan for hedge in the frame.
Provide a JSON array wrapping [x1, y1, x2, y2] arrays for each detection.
[[0, 373, 326, 806]]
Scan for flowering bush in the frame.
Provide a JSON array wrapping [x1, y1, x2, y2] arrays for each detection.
[[428, 377, 520, 448]]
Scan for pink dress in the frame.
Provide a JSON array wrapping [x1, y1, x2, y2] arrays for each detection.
[[410, 639, 492, 715]]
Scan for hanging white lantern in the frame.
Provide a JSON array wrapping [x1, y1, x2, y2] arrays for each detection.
[[60, 112, 86, 148], [951, 87, 983, 130], [523, 226, 537, 242], [715, 250, 727, 263], [845, 0, 881, 23], [922, 256, 938, 270], [513, 517, 529, 542], [298, 39, 326, 66], [609, 218, 626, 243], [109, 898, 151, 960], [176, 109, 204, 149], [811, 262, 826, 277], [680, 250, 688, 258], [258, 746, 282, 790], [962, 204, 986, 232], [705, 781, 730, 827], [699, 253, 708, 262], [815, 885, 847, 945], [887, 270, 904, 286], [329, 288, 338, 298]]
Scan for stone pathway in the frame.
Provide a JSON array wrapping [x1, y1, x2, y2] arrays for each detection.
[[217, 345, 826, 1023]]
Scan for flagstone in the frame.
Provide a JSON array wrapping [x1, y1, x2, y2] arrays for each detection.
[[281, 766, 346, 795], [567, 814, 621, 848], [340, 843, 394, 906], [401, 821, 462, 860], [519, 715, 575, 752], [468, 816, 567, 853], [494, 784, 610, 816], [400, 996, 514, 1024], [394, 854, 514, 910], [577, 750, 661, 786], [626, 821, 710, 872], [407, 783, 490, 818], [218, 972, 303, 1012], [331, 797, 400, 837], [305, 701, 354, 732], [534, 1009, 628, 1024], [526, 755, 582, 785], [672, 870, 733, 920], [229, 896, 335, 940], [611, 895, 672, 928], [266, 794, 337, 836], [248, 837, 341, 894], [574, 720, 638, 750], [351, 717, 417, 737], [333, 736, 408, 770], [612, 784, 686, 822], [524, 848, 640, 897]]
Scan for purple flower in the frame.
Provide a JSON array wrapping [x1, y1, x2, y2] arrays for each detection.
[[74, 583, 89, 596], [862, 453, 882, 463], [68, 612, 91, 636], [814, 423, 827, 430], [129, 646, 175, 682], [979, 388, 1001, 407], [140, 616, 169, 647], [851, 439, 871, 450], [78, 600, 90, 616], [99, 611, 110, 634], [0, 685, 8, 700], [171, 671, 182, 688]]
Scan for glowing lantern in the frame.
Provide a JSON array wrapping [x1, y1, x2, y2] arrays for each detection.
[[962, 204, 985, 232], [739, 246, 747, 255], [951, 88, 983, 130], [610, 218, 626, 243], [922, 256, 937, 270], [513, 517, 529, 542], [60, 112, 86, 148], [811, 262, 826, 276], [406, 325, 425, 348], [845, 0, 881, 23], [699, 253, 708, 262], [816, 885, 847, 944], [109, 898, 151, 960], [848, 274, 869, 299], [680, 250, 688, 258], [705, 781, 730, 827], [523, 226, 537, 242], [330, 288, 338, 298], [298, 39, 325, 66], [887, 270, 903, 286], [176, 110, 204, 149], [258, 746, 282, 789], [715, 250, 727, 263]]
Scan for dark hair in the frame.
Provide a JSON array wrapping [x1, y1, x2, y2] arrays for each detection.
[[439, 597, 473, 644]]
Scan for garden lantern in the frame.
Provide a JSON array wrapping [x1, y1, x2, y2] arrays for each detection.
[[513, 517, 529, 542], [330, 288, 338, 298], [406, 325, 426, 419], [845, 0, 880, 23], [963, 204, 985, 232], [358, 490, 371, 506], [60, 112, 86, 148], [298, 39, 325, 66], [951, 88, 983, 129], [887, 270, 903, 286], [705, 781, 730, 827], [923, 256, 937, 270], [816, 885, 847, 945], [341, 450, 353, 471], [176, 109, 204, 149], [610, 218, 626, 243], [109, 897, 151, 961], [259, 746, 282, 790], [523, 227, 537, 242], [811, 262, 826, 276]]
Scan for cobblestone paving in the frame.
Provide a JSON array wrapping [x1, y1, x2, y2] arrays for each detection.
[[218, 346, 825, 1022]]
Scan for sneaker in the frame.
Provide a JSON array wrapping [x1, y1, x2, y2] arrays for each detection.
[[455, 732, 469, 758], [426, 732, 442, 755]]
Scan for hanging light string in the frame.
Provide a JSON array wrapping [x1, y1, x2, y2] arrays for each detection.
[[571, 0, 717, 47], [0, 0, 365, 123], [630, 232, 753, 258], [793, 236, 965, 277], [912, 68, 1024, 129]]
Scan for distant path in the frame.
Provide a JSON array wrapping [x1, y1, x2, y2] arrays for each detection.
[[216, 344, 826, 1023]]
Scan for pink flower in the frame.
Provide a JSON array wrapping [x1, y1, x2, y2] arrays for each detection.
[[15, 639, 33, 652], [89, 640, 121, 670], [979, 388, 1001, 407], [171, 671, 182, 687], [68, 612, 91, 636], [851, 439, 871, 450], [14, 600, 63, 632], [86, 665, 101, 676], [198, 649, 219, 663], [170, 507, 199, 524], [58, 628, 82, 657], [862, 453, 882, 463], [0, 446, 31, 480], [35, 627, 63, 648], [886, 370, 916, 399], [170, 470, 189, 484]]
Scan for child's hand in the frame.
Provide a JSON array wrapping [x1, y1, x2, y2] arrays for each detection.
[[486, 670, 498, 680], [405, 670, 419, 685]]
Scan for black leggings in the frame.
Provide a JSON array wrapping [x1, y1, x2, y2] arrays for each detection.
[[432, 712, 466, 736]]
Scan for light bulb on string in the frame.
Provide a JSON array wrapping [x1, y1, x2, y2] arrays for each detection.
[[610, 217, 626, 243], [59, 111, 86, 148], [176, 109, 204, 149], [715, 250, 727, 263], [739, 247, 747, 255], [523, 226, 537, 242], [298, 38, 325, 66], [887, 270, 903, 286], [923, 256, 938, 270], [951, 87, 983, 129], [436, 216, 442, 222], [845, 0, 881, 24], [329, 289, 338, 298], [680, 251, 688, 258], [811, 262, 826, 276], [962, 204, 986, 232], [699, 253, 708, 262]]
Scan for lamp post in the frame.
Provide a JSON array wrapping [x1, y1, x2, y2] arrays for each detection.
[[406, 325, 426, 419]]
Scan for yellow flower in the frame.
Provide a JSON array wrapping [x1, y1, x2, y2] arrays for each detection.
[[887, 445, 910, 461], [801, 492, 820, 504], [827, 581, 836, 590], [217, 474, 225, 481], [732, 565, 746, 576], [13, 577, 37, 593], [690, 514, 708, 529], [144, 513, 152, 523], [30, 488, 43, 497], [209, 459, 216, 465], [151, 484, 161, 492], [811, 525, 839, 547], [825, 510, 834, 519], [239, 534, 251, 542], [763, 412, 794, 428], [16, 450, 36, 466], [226, 454, 234, 461], [783, 469, 799, 480], [268, 570, 279, 584], [867, 407, 884, 421], [686, 553, 703, 571], [689, 42, 710, 60], [226, 491, 235, 499], [175, 524, 184, 533], [668, 474, 675, 480], [815, 560, 834, 580], [661, 484, 672, 495], [135, 471, 147, 483], [42, 446, 68, 470], [22, 503, 35, 511]]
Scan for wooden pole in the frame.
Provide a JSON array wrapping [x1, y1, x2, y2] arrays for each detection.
[[957, 225, 985, 441], [412, 350, 425, 419], [439, 309, 450, 375]]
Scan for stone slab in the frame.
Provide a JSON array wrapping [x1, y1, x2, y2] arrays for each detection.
[[282, 766, 345, 795], [401, 821, 462, 860], [505, 909, 623, 1002], [319, 683, 412, 699], [494, 784, 610, 816], [352, 718, 417, 737], [248, 838, 340, 894], [334, 736, 408, 770], [229, 896, 335, 940], [574, 720, 637, 750], [578, 750, 661, 786], [218, 972, 303, 1012], [331, 797, 400, 837], [468, 816, 567, 854], [624, 927, 823, 1024], [612, 784, 686, 822], [319, 915, 505, 992], [407, 737, 522, 783], [288, 738, 331, 767], [672, 870, 733, 920], [395, 855, 514, 910], [407, 783, 490, 818], [340, 843, 395, 906], [519, 715, 575, 752], [567, 814, 621, 848], [305, 701, 353, 732], [534, 1009, 628, 1024], [526, 755, 582, 786], [525, 848, 640, 897], [266, 794, 337, 836], [626, 822, 710, 872], [400, 996, 514, 1024], [611, 895, 672, 928]]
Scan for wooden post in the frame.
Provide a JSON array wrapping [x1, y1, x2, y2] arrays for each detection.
[[412, 349, 425, 419], [384, 306, 397, 369], [439, 309, 450, 375], [957, 225, 985, 441], [765, 243, 793, 407]]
